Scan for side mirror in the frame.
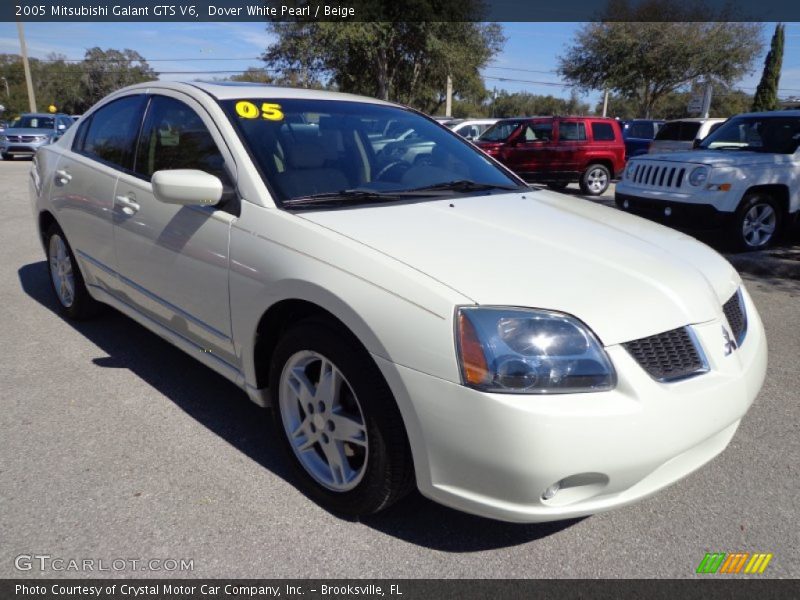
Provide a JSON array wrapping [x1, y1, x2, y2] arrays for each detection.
[[152, 169, 223, 206]]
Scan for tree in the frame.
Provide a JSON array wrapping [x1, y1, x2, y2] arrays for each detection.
[[598, 84, 753, 119], [751, 23, 784, 112], [492, 90, 590, 118], [262, 1, 504, 113], [229, 67, 273, 84], [558, 0, 762, 118], [81, 47, 157, 107]]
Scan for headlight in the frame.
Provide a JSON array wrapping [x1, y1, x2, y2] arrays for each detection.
[[456, 307, 616, 394], [688, 166, 709, 186], [33, 135, 49, 142], [624, 162, 637, 179], [0, 135, 6, 142]]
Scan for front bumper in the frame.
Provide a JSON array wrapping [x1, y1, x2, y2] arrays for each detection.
[[615, 192, 735, 229], [0, 140, 49, 157], [376, 288, 767, 523]]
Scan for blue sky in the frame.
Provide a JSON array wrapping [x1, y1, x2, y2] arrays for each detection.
[[1, 21, 798, 109]]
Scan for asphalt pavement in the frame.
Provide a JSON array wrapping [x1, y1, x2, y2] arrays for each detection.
[[1, 160, 798, 578]]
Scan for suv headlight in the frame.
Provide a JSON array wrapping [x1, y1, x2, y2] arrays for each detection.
[[688, 166, 709, 186], [456, 307, 616, 394], [624, 162, 637, 180]]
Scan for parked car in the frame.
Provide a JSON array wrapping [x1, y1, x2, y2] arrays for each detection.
[[475, 116, 626, 195], [621, 119, 664, 160], [0, 112, 74, 160], [648, 118, 726, 154], [449, 118, 498, 140], [31, 81, 766, 523], [616, 111, 800, 250]]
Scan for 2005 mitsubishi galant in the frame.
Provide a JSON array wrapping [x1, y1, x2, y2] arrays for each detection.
[[30, 82, 767, 522]]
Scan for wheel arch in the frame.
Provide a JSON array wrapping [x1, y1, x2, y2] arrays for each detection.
[[38, 210, 58, 251], [740, 184, 790, 216]]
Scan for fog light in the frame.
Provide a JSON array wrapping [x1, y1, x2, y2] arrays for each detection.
[[623, 200, 630, 209], [542, 482, 560, 500], [664, 207, 672, 217]]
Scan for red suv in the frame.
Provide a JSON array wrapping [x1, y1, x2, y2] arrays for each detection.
[[475, 116, 625, 195]]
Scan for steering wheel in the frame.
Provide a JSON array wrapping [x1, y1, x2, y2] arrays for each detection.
[[375, 161, 410, 182]]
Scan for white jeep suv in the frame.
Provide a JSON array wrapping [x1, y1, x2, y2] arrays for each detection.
[[616, 111, 800, 250]]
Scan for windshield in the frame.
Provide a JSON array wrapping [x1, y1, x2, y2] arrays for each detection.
[[11, 115, 55, 129], [478, 120, 524, 142], [698, 116, 800, 154], [222, 99, 524, 206]]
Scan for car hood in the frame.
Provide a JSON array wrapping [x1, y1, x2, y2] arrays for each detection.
[[298, 192, 740, 346], [641, 150, 793, 167], [3, 128, 53, 136]]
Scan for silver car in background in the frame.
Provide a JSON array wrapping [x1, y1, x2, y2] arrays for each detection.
[[0, 113, 74, 160]]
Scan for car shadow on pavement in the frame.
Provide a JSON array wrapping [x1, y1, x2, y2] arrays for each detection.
[[18, 260, 581, 552]]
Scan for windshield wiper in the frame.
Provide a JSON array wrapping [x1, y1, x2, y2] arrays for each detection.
[[405, 179, 525, 193], [283, 189, 406, 208]]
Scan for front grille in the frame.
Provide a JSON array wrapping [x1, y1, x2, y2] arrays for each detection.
[[623, 326, 707, 382], [6, 135, 40, 143], [723, 290, 747, 346], [630, 163, 686, 189]]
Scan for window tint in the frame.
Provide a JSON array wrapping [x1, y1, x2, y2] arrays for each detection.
[[559, 122, 586, 141], [135, 96, 227, 181], [79, 95, 146, 169], [479, 120, 524, 141], [592, 122, 616, 141]]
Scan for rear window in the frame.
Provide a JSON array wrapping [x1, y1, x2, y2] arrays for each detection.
[[592, 122, 616, 141], [655, 121, 701, 142], [625, 121, 657, 139]]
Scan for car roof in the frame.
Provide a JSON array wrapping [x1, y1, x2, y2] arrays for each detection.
[[116, 80, 396, 107], [663, 117, 726, 123], [728, 110, 800, 118]]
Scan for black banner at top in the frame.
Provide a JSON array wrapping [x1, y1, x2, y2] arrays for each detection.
[[1, 0, 797, 22]]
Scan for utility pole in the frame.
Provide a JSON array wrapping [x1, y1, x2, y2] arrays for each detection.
[[17, 21, 36, 112], [602, 89, 609, 117], [701, 82, 713, 119], [445, 75, 453, 117]]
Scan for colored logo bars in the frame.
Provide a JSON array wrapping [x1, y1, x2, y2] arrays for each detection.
[[696, 552, 773, 574]]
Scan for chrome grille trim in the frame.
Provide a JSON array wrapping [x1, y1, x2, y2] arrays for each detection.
[[723, 288, 748, 347]]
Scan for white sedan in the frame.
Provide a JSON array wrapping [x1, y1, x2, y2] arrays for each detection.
[[30, 81, 767, 523]]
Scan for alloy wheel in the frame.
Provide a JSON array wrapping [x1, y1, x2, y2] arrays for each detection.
[[278, 350, 368, 492], [742, 203, 777, 249], [49, 234, 75, 308]]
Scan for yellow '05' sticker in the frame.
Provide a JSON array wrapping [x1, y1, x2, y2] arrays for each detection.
[[235, 101, 284, 121]]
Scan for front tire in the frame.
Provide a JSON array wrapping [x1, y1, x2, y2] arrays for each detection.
[[269, 318, 414, 516], [45, 223, 100, 320], [734, 193, 781, 251], [1, 153, 12, 161], [579, 163, 610, 196]]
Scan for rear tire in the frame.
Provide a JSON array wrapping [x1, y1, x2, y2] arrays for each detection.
[[269, 317, 414, 517], [733, 193, 782, 251], [579, 164, 610, 196], [44, 223, 101, 320]]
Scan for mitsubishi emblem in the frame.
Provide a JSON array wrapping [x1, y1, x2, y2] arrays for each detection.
[[722, 326, 737, 356]]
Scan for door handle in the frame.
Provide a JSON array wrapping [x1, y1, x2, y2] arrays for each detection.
[[54, 169, 72, 185], [115, 194, 140, 216]]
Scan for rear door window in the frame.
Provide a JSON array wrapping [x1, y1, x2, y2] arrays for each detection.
[[76, 95, 147, 170], [559, 121, 587, 141]]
